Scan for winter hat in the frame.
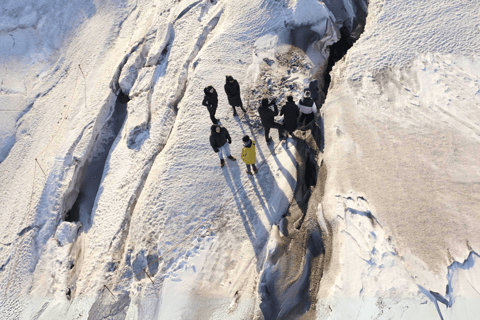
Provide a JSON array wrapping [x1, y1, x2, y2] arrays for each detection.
[[287, 96, 294, 102], [304, 90, 311, 98], [226, 75, 233, 82], [211, 124, 219, 132], [242, 135, 250, 143]]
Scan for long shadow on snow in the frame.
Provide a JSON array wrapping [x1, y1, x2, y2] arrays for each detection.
[[221, 160, 269, 259], [234, 116, 294, 225], [259, 122, 326, 320]]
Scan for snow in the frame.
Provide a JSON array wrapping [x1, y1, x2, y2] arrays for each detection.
[[0, 0, 480, 319]]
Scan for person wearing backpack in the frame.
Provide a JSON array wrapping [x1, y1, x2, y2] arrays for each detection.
[[202, 85, 219, 124], [298, 90, 317, 126], [241, 135, 258, 175]]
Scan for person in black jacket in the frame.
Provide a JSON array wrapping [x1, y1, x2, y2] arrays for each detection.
[[280, 96, 299, 137], [202, 85, 219, 124], [258, 98, 285, 143], [224, 75, 246, 116], [210, 124, 236, 167]]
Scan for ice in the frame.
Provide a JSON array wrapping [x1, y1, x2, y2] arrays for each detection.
[[0, 0, 479, 319]]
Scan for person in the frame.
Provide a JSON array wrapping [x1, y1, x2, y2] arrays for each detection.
[[202, 85, 219, 124], [224, 75, 246, 116], [280, 95, 299, 138], [298, 90, 317, 126], [210, 124, 236, 167], [241, 135, 258, 175], [258, 98, 285, 143]]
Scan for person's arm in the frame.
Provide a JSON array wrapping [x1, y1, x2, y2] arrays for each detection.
[[210, 136, 219, 152], [232, 81, 240, 96], [202, 96, 209, 107], [273, 100, 279, 116], [225, 128, 232, 144]]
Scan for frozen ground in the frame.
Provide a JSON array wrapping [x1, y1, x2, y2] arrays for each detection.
[[0, 0, 479, 319]]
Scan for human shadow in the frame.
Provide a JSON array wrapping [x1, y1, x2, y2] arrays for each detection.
[[266, 140, 297, 192], [233, 118, 292, 226], [221, 159, 269, 259]]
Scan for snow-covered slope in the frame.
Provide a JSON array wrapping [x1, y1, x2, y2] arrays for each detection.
[[1, 0, 479, 319]]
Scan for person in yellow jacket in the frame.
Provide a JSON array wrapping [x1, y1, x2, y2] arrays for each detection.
[[241, 135, 258, 175]]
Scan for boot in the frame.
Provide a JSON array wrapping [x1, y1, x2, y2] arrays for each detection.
[[266, 137, 272, 144], [241, 106, 247, 113], [227, 155, 236, 161], [246, 169, 253, 175], [220, 159, 225, 167], [253, 168, 259, 174], [233, 110, 238, 117]]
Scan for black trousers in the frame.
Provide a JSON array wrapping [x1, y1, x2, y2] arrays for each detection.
[[299, 113, 314, 126], [265, 122, 285, 141], [231, 105, 246, 113], [208, 105, 218, 124]]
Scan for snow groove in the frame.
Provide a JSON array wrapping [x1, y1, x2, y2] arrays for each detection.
[[418, 250, 480, 319], [110, 38, 147, 95], [170, 6, 224, 113], [175, 0, 203, 22]]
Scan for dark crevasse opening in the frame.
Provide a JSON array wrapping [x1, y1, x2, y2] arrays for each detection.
[[65, 92, 129, 226], [304, 153, 317, 188], [322, 4, 368, 96], [259, 3, 368, 319]]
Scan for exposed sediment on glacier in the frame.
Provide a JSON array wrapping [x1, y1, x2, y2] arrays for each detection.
[[1, 0, 480, 319]]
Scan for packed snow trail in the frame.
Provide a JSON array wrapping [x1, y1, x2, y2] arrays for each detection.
[[1, 0, 480, 319], [100, 138, 289, 290]]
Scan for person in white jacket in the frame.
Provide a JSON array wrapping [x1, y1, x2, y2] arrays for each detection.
[[298, 90, 317, 126]]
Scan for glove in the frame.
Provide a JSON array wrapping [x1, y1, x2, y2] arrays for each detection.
[[214, 149, 219, 153], [228, 140, 232, 144]]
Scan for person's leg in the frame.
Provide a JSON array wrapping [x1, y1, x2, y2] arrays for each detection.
[[271, 122, 285, 138], [246, 164, 251, 172], [299, 113, 306, 126], [217, 146, 225, 166], [305, 113, 314, 125], [217, 145, 225, 160], [240, 103, 246, 113], [265, 126, 271, 142], [223, 143, 236, 160], [252, 163, 258, 172], [209, 110, 217, 124], [232, 105, 238, 116]]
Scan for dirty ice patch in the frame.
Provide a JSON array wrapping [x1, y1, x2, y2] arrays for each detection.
[[317, 193, 440, 319]]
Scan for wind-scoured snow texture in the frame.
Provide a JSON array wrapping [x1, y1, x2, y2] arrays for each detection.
[[0, 0, 340, 319], [345, 0, 480, 78], [316, 194, 440, 319], [320, 0, 480, 317], [0, 0, 97, 162]]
